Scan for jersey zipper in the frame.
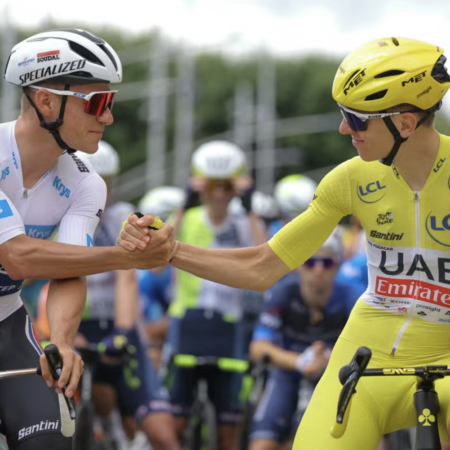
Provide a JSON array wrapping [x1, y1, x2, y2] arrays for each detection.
[[390, 191, 421, 356]]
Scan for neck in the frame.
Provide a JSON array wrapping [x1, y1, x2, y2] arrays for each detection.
[[300, 282, 332, 310], [206, 205, 228, 226], [392, 126, 440, 191], [15, 113, 63, 188]]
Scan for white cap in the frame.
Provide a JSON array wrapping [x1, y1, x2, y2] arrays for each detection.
[[191, 141, 246, 179], [321, 226, 345, 260]]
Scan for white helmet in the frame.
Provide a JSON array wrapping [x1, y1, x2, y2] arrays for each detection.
[[77, 140, 119, 177], [138, 186, 186, 221], [321, 226, 345, 261], [5, 28, 122, 86], [274, 175, 317, 219], [191, 141, 246, 179]]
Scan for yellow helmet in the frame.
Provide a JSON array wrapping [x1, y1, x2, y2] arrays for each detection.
[[333, 37, 450, 112]]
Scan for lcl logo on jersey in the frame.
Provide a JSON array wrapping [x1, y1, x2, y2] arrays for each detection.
[[433, 158, 445, 173], [357, 181, 386, 204], [425, 212, 450, 247]]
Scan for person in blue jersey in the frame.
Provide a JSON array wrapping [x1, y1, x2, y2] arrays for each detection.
[[248, 228, 351, 450], [336, 251, 369, 311]]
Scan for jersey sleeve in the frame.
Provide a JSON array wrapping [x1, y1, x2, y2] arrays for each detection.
[[56, 174, 107, 246], [0, 190, 25, 245], [268, 161, 353, 270], [252, 281, 288, 343]]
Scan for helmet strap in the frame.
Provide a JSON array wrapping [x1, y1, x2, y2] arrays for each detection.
[[24, 84, 77, 154], [379, 109, 433, 166], [378, 116, 408, 166]]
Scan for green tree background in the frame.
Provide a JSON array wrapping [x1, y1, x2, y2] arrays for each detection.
[[3, 24, 450, 192]]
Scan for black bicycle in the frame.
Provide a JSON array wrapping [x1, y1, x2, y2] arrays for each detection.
[[0, 344, 76, 447], [238, 355, 270, 450], [170, 354, 249, 450], [333, 346, 450, 450], [72, 342, 139, 450]]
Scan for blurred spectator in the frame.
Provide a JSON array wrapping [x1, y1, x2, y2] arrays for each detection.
[[248, 228, 352, 450]]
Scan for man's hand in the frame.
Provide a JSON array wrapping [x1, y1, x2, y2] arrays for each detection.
[[39, 343, 83, 398], [117, 214, 179, 267], [296, 341, 330, 380]]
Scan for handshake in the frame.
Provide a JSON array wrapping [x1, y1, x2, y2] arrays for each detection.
[[117, 212, 180, 269]]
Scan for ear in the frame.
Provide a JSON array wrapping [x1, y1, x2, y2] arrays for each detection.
[[33, 89, 61, 118], [396, 112, 418, 138]]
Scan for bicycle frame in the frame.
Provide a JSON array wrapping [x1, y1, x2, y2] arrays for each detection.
[[172, 354, 250, 450], [332, 346, 449, 450]]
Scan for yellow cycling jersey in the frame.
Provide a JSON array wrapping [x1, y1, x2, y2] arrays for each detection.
[[269, 133, 450, 357]]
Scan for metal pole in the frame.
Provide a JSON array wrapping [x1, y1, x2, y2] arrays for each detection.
[[146, 37, 168, 190], [255, 54, 276, 193], [173, 48, 195, 187], [233, 81, 254, 173], [1, 7, 18, 122]]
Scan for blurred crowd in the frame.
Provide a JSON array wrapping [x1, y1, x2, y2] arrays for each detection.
[[22, 139, 368, 450]]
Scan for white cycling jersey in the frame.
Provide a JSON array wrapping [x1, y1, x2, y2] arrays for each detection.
[[84, 201, 135, 320], [0, 121, 106, 321]]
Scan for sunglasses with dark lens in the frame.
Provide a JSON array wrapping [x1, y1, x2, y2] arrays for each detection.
[[303, 257, 337, 269], [207, 180, 234, 192], [28, 86, 118, 117], [338, 104, 420, 132]]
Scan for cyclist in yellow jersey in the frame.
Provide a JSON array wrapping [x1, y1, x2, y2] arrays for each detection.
[[119, 37, 450, 448]]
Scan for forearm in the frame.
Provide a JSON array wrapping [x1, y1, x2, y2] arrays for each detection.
[[250, 340, 299, 371], [170, 242, 289, 291], [3, 234, 135, 280], [114, 269, 138, 329], [47, 278, 87, 347]]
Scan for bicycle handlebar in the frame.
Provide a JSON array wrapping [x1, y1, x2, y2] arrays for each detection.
[[43, 344, 77, 432], [331, 346, 450, 440], [330, 346, 372, 438]]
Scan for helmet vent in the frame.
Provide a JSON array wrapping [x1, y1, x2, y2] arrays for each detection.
[[69, 41, 104, 67], [99, 45, 119, 71], [365, 90, 388, 101], [431, 55, 450, 83], [391, 37, 400, 46], [374, 70, 404, 79]]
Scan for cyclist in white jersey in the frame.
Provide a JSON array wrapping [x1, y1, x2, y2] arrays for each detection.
[[0, 29, 175, 450]]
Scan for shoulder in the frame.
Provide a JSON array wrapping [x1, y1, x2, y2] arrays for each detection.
[[182, 206, 203, 220], [0, 121, 16, 165], [54, 152, 100, 187], [323, 157, 387, 184]]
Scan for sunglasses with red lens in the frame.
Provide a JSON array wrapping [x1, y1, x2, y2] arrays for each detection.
[[303, 257, 337, 269], [28, 86, 118, 117]]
